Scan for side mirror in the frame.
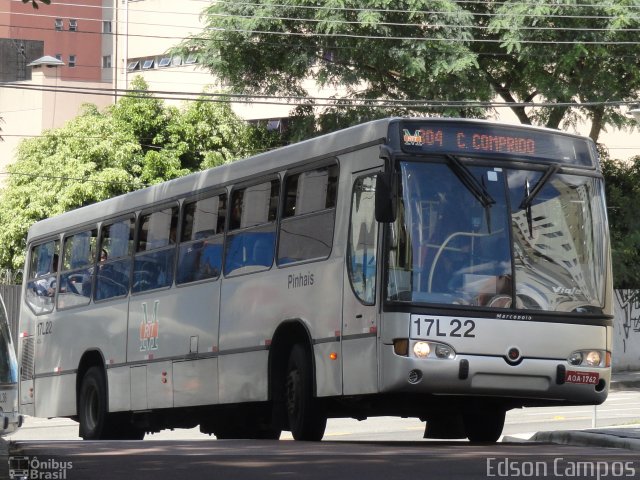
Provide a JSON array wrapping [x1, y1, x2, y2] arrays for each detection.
[[375, 172, 396, 223]]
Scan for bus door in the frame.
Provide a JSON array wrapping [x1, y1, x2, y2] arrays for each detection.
[[342, 172, 380, 395]]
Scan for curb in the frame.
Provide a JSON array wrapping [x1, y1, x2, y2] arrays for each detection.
[[610, 380, 640, 391], [528, 430, 640, 451]]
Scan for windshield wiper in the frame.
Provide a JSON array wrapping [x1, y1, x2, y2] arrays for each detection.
[[445, 155, 495, 208], [519, 164, 560, 210], [519, 164, 559, 239]]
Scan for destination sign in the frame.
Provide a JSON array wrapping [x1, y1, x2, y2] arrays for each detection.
[[397, 121, 595, 167]]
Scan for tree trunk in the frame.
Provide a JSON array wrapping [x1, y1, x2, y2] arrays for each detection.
[[589, 106, 604, 143]]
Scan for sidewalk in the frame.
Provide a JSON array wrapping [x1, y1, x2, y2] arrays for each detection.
[[610, 370, 640, 391], [508, 370, 640, 450]]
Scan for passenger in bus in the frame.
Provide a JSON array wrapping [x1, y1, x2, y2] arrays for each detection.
[[95, 250, 129, 299], [34, 254, 58, 297]]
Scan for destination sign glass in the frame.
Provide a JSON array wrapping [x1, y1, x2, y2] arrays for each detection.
[[397, 121, 595, 167]]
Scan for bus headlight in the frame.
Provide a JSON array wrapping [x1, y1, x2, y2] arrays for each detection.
[[568, 352, 583, 366], [585, 351, 602, 367], [567, 350, 607, 367], [413, 342, 431, 358], [435, 344, 455, 359], [412, 341, 456, 359]]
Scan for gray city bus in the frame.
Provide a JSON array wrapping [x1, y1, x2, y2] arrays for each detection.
[[0, 294, 21, 435], [17, 118, 612, 442]]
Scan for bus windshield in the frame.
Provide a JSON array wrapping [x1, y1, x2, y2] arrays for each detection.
[[386, 159, 608, 313]]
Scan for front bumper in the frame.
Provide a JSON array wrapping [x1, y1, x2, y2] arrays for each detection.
[[380, 344, 610, 405]]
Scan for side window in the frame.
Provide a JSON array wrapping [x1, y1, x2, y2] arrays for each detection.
[[225, 179, 279, 275], [133, 206, 179, 293], [348, 175, 378, 305], [278, 164, 338, 265], [58, 229, 98, 309], [177, 193, 226, 284], [25, 239, 60, 314], [95, 218, 134, 301]]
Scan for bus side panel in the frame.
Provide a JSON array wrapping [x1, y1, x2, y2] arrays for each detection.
[[107, 365, 130, 412], [35, 374, 76, 417], [127, 281, 220, 409], [218, 261, 343, 404], [218, 352, 268, 403], [313, 342, 342, 397], [31, 299, 129, 418], [173, 358, 218, 407]]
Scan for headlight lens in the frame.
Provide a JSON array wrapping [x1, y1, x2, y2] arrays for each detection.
[[585, 351, 602, 367], [413, 342, 431, 358], [568, 352, 583, 366], [567, 350, 606, 367]]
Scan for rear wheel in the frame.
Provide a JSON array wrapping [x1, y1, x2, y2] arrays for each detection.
[[463, 410, 505, 443], [79, 366, 144, 440], [285, 344, 326, 441]]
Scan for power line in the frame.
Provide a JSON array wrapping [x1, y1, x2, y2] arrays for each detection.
[[1, 82, 638, 110]]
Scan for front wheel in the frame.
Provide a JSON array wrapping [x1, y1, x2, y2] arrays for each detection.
[[285, 344, 326, 441], [463, 410, 505, 443]]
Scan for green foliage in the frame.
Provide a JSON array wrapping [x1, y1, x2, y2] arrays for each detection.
[[0, 79, 275, 270], [602, 155, 640, 289], [176, 0, 640, 141], [21, 0, 50, 8]]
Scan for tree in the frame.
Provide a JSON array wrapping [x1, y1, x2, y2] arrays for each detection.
[[176, 0, 640, 141], [21, 0, 50, 9], [0, 77, 277, 270], [602, 154, 640, 289]]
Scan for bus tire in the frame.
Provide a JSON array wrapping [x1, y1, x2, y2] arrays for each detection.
[[463, 409, 505, 443], [285, 344, 326, 441], [78, 366, 110, 440]]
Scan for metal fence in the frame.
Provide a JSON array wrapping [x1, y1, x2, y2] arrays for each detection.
[[0, 283, 22, 353]]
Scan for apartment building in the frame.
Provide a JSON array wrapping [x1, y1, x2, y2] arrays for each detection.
[[0, 0, 110, 82]]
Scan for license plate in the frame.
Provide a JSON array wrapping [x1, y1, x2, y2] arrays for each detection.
[[565, 370, 599, 385]]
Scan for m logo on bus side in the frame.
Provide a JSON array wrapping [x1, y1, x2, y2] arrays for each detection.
[[140, 300, 159, 352]]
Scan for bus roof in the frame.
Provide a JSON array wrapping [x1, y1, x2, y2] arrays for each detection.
[[27, 118, 393, 242]]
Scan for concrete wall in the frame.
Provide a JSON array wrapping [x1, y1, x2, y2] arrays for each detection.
[[613, 290, 640, 372]]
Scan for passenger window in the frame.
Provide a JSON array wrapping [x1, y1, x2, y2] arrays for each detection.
[[278, 164, 338, 264], [225, 179, 279, 275], [58, 229, 98, 309], [95, 218, 134, 301], [133, 206, 179, 293], [347, 175, 378, 305], [177, 193, 226, 284], [25, 239, 60, 314]]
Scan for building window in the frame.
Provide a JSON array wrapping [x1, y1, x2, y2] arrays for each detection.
[[142, 59, 154, 69], [158, 57, 171, 68], [102, 55, 111, 69], [103, 21, 112, 33], [185, 54, 198, 65], [171, 56, 182, 67], [54, 18, 63, 31], [55, 53, 62, 61], [69, 19, 78, 31], [68, 55, 76, 68], [127, 60, 139, 71]]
